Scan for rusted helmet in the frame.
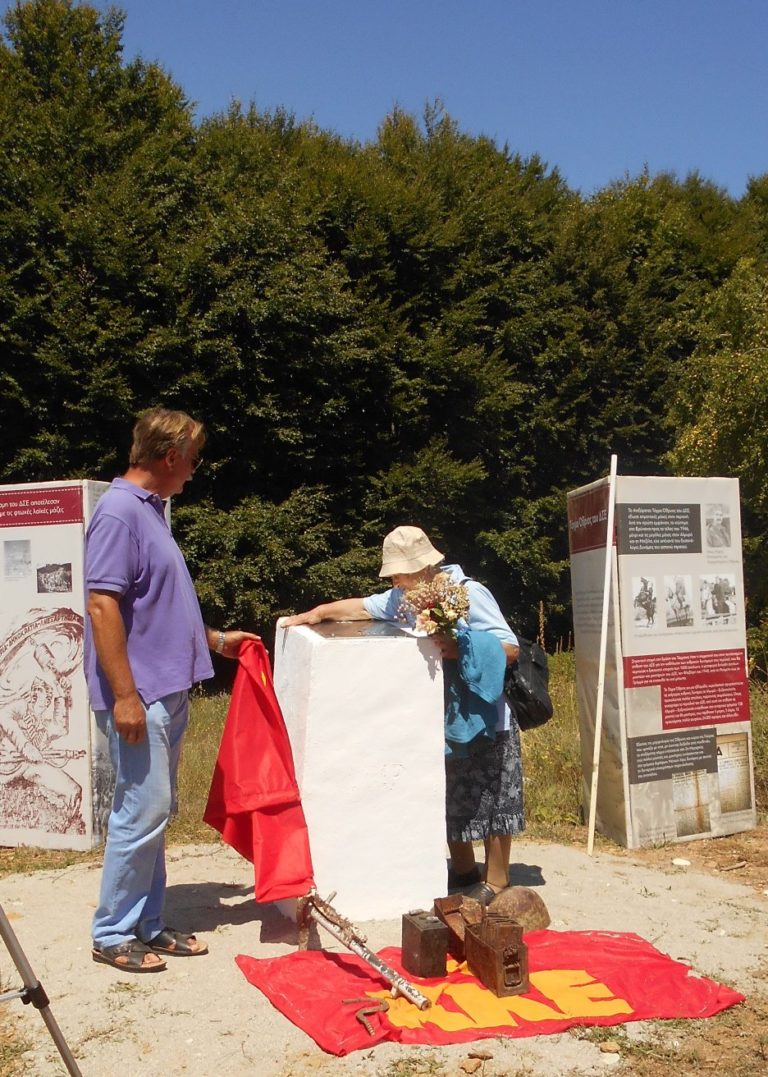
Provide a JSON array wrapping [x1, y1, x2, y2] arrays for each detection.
[[486, 886, 550, 932]]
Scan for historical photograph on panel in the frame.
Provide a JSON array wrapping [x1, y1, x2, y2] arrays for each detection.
[[0, 608, 86, 835], [699, 573, 738, 628], [90, 736, 114, 842], [672, 769, 711, 837], [36, 561, 73, 594], [716, 733, 752, 814], [704, 503, 732, 550], [631, 575, 658, 631], [664, 574, 694, 628], [3, 539, 32, 581]]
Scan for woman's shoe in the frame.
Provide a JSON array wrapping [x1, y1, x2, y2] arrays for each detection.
[[463, 882, 501, 907]]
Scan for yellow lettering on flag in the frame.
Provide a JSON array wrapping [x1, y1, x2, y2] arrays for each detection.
[[369, 968, 632, 1032]]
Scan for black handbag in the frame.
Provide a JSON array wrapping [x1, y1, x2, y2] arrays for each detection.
[[504, 637, 554, 731]]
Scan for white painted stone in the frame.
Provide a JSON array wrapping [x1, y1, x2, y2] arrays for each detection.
[[273, 620, 446, 921]]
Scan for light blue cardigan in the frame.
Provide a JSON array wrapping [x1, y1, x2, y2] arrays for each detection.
[[443, 624, 506, 757]]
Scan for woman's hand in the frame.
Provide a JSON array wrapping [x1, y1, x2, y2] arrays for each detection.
[[503, 643, 520, 666], [280, 609, 324, 627], [436, 634, 459, 660], [279, 599, 370, 627]]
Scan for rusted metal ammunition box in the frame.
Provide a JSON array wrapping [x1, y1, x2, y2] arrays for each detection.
[[433, 893, 483, 962], [464, 914, 529, 997], [401, 910, 449, 978]]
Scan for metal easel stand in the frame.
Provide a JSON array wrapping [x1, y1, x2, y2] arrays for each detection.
[[0, 902, 82, 1077]]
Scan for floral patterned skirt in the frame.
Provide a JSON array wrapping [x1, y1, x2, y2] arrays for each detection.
[[444, 728, 525, 843]]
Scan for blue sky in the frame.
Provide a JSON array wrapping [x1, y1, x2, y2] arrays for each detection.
[[4, 0, 767, 197]]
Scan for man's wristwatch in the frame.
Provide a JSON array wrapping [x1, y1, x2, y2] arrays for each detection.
[[215, 630, 226, 654]]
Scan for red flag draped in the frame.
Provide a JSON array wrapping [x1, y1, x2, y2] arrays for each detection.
[[235, 931, 744, 1055], [204, 639, 315, 902]]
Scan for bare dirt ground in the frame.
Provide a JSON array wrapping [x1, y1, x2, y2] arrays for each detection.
[[2, 827, 768, 1077]]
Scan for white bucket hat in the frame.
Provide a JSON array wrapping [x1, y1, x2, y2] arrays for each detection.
[[378, 525, 444, 577]]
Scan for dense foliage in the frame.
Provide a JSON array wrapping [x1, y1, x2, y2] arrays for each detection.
[[2, 1, 766, 646]]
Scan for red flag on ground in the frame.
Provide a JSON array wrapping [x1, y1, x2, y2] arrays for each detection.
[[204, 639, 315, 902], [235, 930, 744, 1055]]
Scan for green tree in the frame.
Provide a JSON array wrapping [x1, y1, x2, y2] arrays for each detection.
[[668, 258, 768, 628], [0, 0, 196, 480]]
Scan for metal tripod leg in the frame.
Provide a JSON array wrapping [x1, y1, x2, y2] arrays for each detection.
[[0, 903, 82, 1077]]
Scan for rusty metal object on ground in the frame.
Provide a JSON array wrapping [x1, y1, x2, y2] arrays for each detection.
[[464, 913, 529, 997], [401, 910, 449, 978], [296, 893, 312, 951], [486, 885, 551, 932], [433, 893, 484, 961], [296, 890, 430, 1010], [342, 996, 390, 1036]]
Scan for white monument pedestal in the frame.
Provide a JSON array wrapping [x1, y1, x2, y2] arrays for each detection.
[[274, 620, 446, 920]]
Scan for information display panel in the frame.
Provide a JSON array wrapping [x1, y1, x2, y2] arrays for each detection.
[[568, 475, 755, 848], [0, 480, 111, 850]]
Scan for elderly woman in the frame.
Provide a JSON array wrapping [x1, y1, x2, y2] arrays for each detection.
[[283, 525, 524, 904]]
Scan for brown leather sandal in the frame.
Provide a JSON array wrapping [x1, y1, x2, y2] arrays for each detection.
[[92, 939, 166, 973], [146, 927, 208, 957]]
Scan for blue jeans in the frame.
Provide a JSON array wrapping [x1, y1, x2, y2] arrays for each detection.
[[92, 691, 189, 949]]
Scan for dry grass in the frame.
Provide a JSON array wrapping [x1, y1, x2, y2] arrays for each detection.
[[0, 978, 32, 1077], [748, 680, 768, 809], [573, 993, 768, 1076], [168, 688, 229, 845], [520, 651, 583, 838]]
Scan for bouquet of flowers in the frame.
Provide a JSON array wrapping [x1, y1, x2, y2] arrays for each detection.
[[398, 573, 470, 638]]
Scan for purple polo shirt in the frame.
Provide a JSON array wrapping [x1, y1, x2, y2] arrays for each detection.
[[84, 477, 214, 710]]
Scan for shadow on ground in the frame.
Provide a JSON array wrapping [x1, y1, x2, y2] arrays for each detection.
[[165, 880, 299, 943]]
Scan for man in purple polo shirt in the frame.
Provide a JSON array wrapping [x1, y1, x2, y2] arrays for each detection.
[[86, 407, 258, 974]]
